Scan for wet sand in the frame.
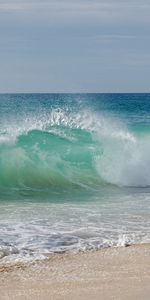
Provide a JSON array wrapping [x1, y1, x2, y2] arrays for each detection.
[[0, 244, 150, 300]]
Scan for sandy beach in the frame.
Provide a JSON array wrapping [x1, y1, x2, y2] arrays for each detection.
[[0, 244, 149, 300]]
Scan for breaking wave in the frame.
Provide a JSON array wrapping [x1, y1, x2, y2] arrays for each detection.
[[0, 107, 150, 193]]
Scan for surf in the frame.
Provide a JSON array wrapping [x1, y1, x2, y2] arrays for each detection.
[[0, 106, 150, 195], [0, 94, 150, 262]]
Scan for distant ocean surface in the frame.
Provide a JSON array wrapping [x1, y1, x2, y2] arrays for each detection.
[[0, 93, 150, 263]]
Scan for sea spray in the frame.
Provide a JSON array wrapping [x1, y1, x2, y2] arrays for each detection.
[[0, 105, 150, 192]]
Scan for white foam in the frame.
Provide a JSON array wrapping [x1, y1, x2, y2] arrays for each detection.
[[0, 194, 149, 263]]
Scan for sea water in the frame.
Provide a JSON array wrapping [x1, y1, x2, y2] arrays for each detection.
[[0, 93, 150, 262]]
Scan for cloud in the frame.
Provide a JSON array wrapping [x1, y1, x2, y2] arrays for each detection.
[[0, 0, 150, 92], [1, 0, 150, 14], [0, 0, 150, 30]]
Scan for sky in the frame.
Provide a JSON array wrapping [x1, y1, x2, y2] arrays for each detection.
[[0, 0, 150, 92]]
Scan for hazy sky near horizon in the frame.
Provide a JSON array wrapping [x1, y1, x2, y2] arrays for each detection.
[[0, 0, 150, 92]]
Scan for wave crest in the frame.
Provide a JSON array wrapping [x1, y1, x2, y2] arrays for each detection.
[[0, 108, 150, 191]]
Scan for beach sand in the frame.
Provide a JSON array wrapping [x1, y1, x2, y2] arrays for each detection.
[[0, 244, 149, 300]]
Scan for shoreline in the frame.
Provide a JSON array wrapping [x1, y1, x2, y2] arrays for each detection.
[[0, 243, 150, 299]]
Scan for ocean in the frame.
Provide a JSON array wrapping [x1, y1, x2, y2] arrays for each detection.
[[0, 93, 150, 263]]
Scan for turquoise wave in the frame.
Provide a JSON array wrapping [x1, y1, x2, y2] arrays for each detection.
[[0, 128, 103, 191], [1, 107, 150, 195]]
